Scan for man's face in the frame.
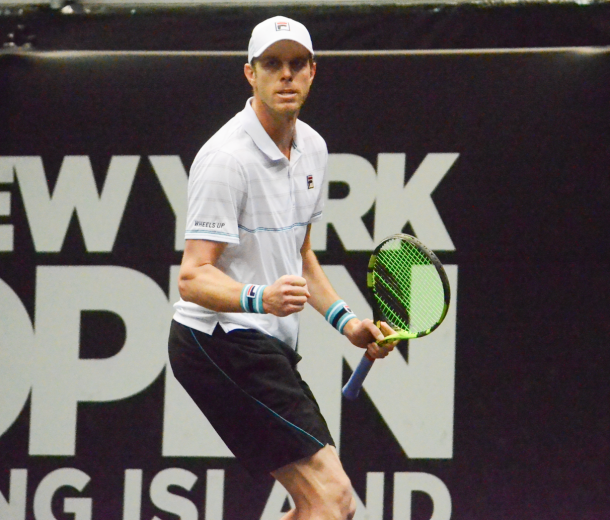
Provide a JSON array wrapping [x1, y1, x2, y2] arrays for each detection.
[[245, 40, 316, 118]]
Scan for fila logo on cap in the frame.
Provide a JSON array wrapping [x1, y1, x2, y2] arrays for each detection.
[[248, 16, 313, 63]]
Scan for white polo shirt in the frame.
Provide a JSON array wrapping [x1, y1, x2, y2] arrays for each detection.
[[173, 98, 327, 349]]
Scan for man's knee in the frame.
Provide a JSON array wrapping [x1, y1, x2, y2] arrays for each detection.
[[273, 445, 356, 519], [325, 473, 355, 520], [298, 469, 354, 519]]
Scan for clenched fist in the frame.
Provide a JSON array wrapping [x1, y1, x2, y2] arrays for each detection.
[[263, 275, 310, 317]]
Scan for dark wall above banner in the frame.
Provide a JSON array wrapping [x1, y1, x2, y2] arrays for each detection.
[[1, 3, 610, 51]]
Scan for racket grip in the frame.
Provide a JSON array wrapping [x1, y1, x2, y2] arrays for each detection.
[[342, 353, 375, 400]]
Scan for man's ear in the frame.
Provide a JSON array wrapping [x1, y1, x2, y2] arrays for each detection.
[[244, 62, 256, 87], [309, 61, 317, 82]]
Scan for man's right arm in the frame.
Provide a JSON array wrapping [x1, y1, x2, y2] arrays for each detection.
[[178, 239, 310, 316], [178, 239, 243, 312]]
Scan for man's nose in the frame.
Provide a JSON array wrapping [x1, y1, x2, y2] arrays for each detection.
[[280, 62, 293, 79]]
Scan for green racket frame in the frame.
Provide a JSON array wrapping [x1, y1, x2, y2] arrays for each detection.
[[342, 234, 451, 400], [368, 233, 451, 345]]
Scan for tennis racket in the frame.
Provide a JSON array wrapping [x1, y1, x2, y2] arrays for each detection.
[[342, 233, 451, 400]]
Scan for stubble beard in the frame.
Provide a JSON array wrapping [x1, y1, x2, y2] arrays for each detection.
[[255, 84, 311, 121]]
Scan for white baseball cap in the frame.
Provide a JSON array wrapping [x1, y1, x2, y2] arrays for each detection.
[[248, 16, 314, 63]]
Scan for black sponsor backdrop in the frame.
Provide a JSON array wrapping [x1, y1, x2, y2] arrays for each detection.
[[1, 5, 610, 520]]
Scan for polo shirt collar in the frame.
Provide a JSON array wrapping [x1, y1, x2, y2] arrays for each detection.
[[241, 98, 303, 162]]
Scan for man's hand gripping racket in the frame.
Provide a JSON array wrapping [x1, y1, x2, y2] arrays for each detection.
[[342, 234, 451, 400]]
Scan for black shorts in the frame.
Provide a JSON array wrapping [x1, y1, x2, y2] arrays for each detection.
[[167, 320, 335, 477]]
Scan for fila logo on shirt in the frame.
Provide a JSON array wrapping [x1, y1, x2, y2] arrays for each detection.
[[275, 21, 290, 31], [307, 175, 314, 189]]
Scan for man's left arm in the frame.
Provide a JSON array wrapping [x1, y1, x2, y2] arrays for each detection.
[[300, 225, 395, 359]]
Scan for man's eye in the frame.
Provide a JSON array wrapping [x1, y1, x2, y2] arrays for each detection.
[[264, 59, 280, 69], [291, 59, 307, 71]]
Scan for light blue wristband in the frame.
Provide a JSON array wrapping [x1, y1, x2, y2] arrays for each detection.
[[325, 299, 357, 334], [240, 284, 267, 314]]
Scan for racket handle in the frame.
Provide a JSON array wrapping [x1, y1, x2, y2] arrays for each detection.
[[342, 352, 375, 400]]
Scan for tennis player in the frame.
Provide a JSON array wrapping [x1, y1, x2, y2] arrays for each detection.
[[168, 16, 395, 520]]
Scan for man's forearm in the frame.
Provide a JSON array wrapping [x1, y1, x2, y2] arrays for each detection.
[[179, 262, 244, 312]]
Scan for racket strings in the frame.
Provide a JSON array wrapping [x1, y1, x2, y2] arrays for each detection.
[[374, 240, 445, 334], [374, 273, 411, 328]]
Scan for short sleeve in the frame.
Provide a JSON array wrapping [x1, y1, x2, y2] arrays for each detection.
[[185, 151, 246, 244]]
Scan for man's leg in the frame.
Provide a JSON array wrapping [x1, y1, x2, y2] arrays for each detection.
[[272, 445, 356, 520]]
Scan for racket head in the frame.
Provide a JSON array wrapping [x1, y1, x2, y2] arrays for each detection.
[[367, 233, 451, 339]]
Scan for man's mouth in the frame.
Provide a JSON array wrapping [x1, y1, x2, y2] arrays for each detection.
[[277, 90, 297, 98]]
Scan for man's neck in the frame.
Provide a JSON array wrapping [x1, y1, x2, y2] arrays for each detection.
[[251, 98, 297, 159]]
